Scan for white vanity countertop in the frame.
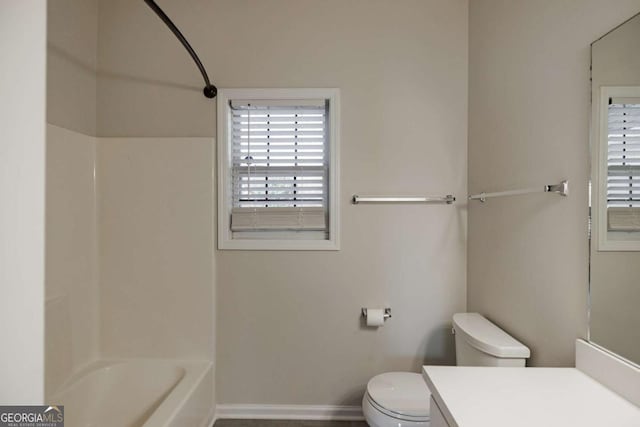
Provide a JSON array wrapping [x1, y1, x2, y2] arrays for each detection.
[[423, 366, 640, 427]]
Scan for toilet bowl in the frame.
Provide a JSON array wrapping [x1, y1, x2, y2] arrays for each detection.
[[362, 313, 530, 427], [362, 372, 430, 427]]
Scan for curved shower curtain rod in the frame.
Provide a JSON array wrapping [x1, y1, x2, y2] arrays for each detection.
[[143, 0, 217, 99]]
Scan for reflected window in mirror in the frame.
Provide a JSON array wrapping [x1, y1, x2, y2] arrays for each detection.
[[590, 11, 640, 367], [600, 89, 640, 248]]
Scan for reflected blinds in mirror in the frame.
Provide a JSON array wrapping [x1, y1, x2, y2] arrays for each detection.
[[607, 98, 640, 231], [607, 98, 640, 208]]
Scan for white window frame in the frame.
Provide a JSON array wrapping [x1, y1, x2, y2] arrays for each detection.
[[217, 88, 340, 250], [595, 86, 640, 251]]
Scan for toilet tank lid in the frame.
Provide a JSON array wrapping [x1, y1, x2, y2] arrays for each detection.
[[453, 313, 531, 358]]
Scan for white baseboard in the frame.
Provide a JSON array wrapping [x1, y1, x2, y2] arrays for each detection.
[[204, 406, 217, 427], [215, 404, 364, 421]]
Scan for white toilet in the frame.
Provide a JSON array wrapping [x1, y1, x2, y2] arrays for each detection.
[[362, 313, 530, 427]]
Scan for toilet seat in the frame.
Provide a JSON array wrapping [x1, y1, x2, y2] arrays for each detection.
[[365, 392, 430, 422], [364, 372, 431, 424]]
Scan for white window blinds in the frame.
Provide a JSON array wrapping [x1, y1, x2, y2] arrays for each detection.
[[230, 99, 329, 232], [607, 98, 640, 208], [607, 98, 640, 231]]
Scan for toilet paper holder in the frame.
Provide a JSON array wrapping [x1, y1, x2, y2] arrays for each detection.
[[361, 308, 392, 321]]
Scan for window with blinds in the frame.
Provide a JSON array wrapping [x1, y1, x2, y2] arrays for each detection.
[[229, 99, 329, 233], [607, 97, 640, 231], [218, 88, 340, 250]]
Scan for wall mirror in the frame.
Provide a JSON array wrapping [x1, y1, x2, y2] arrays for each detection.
[[590, 11, 640, 366]]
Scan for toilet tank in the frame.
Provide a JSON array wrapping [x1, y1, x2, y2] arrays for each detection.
[[453, 313, 530, 367]]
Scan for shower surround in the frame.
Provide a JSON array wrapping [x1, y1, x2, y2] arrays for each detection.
[[45, 124, 215, 425]]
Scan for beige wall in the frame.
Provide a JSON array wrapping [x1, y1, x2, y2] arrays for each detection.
[[468, 0, 640, 367], [47, 0, 98, 136], [0, 0, 47, 404], [96, 0, 468, 406], [96, 0, 215, 137], [590, 13, 640, 365]]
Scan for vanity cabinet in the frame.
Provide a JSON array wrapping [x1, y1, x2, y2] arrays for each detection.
[[429, 396, 450, 427]]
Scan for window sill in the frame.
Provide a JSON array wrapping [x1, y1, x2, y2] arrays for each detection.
[[218, 238, 340, 251]]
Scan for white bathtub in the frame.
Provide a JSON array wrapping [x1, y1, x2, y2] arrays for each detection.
[[50, 360, 213, 427]]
